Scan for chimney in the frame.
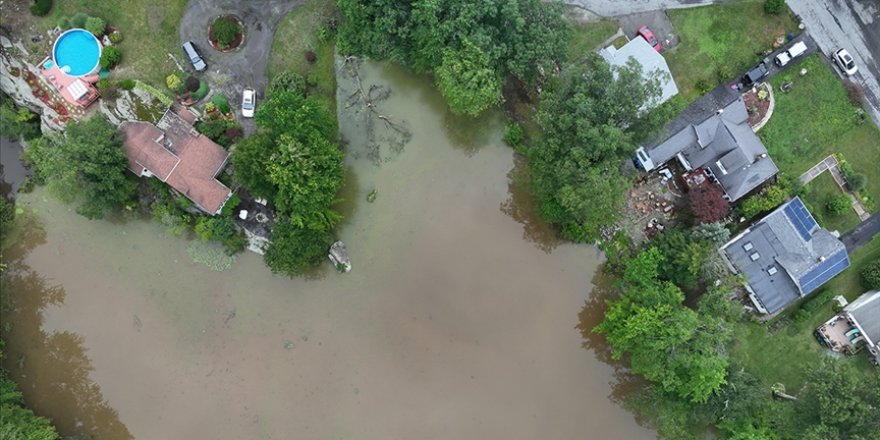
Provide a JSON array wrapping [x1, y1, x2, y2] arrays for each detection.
[[819, 256, 826, 262], [717, 109, 724, 115]]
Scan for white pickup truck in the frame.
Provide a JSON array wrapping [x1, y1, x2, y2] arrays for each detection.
[[774, 41, 808, 67]]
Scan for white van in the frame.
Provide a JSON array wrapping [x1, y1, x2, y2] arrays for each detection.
[[182, 41, 207, 72], [774, 41, 808, 67]]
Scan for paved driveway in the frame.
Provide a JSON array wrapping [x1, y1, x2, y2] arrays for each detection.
[[841, 212, 880, 253], [787, 0, 880, 126], [179, 0, 303, 132], [616, 11, 679, 50], [565, 0, 734, 17]]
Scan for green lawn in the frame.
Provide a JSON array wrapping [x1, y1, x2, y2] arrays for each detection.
[[730, 236, 880, 391], [566, 18, 620, 61], [267, 0, 338, 112], [39, 0, 188, 88], [801, 172, 860, 234], [759, 55, 880, 212], [665, 0, 799, 101]]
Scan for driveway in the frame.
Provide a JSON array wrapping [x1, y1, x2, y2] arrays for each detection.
[[786, 0, 880, 126], [616, 11, 679, 50], [565, 0, 734, 17], [179, 0, 303, 133], [731, 33, 820, 90], [841, 212, 880, 253]]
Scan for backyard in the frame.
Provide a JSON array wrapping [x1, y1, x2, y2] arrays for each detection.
[[267, 0, 339, 111], [566, 17, 620, 61], [37, 0, 188, 88], [759, 55, 880, 213], [664, 0, 799, 102], [801, 172, 861, 234]]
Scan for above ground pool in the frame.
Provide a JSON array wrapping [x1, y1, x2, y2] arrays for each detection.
[[52, 29, 101, 77]]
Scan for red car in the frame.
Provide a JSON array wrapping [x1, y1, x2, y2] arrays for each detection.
[[637, 25, 662, 52]]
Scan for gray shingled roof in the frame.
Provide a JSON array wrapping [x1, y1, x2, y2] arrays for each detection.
[[644, 97, 778, 201], [599, 38, 678, 108], [722, 197, 849, 314], [846, 291, 880, 348]]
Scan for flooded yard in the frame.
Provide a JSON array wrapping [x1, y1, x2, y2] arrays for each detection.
[[1, 61, 655, 439]]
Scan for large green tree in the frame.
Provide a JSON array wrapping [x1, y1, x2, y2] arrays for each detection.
[[22, 116, 134, 219], [337, 0, 569, 115]]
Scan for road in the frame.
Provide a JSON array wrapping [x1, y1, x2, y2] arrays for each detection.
[[765, 1, 880, 126], [564, 0, 734, 17]]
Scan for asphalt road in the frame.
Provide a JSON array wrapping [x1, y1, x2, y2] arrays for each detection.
[[761, 1, 880, 125], [565, 0, 735, 17]]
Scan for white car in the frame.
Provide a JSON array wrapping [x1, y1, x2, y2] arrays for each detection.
[[242, 88, 256, 118], [833, 49, 858, 76]]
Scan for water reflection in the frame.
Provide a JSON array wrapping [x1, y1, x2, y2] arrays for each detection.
[[499, 154, 561, 253], [442, 110, 502, 156]]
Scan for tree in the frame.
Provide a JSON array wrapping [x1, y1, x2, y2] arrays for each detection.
[[825, 195, 851, 216], [22, 116, 134, 219], [1, 367, 61, 440], [653, 228, 715, 288], [435, 38, 501, 116], [211, 17, 240, 47], [0, 92, 41, 140], [796, 360, 880, 437], [861, 259, 880, 290], [85, 16, 106, 36], [690, 222, 731, 246], [263, 219, 333, 276], [99, 46, 121, 69], [689, 185, 731, 224]]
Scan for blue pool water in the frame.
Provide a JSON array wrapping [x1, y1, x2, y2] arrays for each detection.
[[53, 29, 101, 77]]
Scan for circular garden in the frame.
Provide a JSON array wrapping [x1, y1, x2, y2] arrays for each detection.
[[209, 15, 244, 52]]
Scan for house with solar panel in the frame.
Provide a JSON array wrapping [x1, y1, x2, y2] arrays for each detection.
[[720, 197, 850, 315]]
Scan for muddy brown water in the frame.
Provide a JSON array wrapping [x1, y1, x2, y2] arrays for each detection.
[[1, 61, 655, 439]]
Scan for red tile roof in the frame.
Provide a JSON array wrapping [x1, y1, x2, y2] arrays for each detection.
[[120, 111, 231, 214]]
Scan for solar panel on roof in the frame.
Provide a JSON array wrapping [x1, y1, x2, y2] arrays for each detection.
[[799, 250, 850, 294], [783, 198, 818, 242]]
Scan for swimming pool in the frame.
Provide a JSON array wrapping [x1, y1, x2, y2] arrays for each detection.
[[52, 29, 102, 77]]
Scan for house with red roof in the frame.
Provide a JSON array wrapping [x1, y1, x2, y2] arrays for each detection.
[[121, 106, 232, 215]]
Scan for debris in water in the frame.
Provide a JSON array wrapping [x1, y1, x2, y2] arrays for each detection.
[[284, 341, 296, 350], [328, 240, 352, 272], [133, 314, 142, 332], [367, 188, 377, 203]]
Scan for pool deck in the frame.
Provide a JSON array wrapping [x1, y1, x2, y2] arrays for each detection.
[[39, 58, 100, 109]]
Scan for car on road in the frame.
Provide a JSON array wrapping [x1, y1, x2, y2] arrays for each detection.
[[637, 25, 662, 52], [182, 41, 206, 72], [774, 41, 808, 67], [242, 88, 256, 118], [741, 61, 769, 88], [833, 48, 858, 76]]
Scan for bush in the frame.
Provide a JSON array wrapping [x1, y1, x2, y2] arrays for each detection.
[[165, 73, 181, 92], [764, 0, 785, 14], [268, 71, 306, 96], [740, 184, 789, 219], [860, 259, 880, 290], [845, 173, 867, 191], [96, 78, 112, 90], [85, 16, 106, 36], [118, 79, 136, 91], [185, 76, 200, 92], [71, 12, 89, 28], [825, 195, 851, 216], [99, 46, 121, 69], [56, 16, 70, 29], [211, 16, 240, 47], [192, 80, 210, 100], [211, 94, 231, 114], [30, 0, 52, 16], [221, 193, 241, 216], [802, 289, 834, 312], [108, 31, 123, 44], [305, 51, 317, 63], [503, 122, 525, 148]]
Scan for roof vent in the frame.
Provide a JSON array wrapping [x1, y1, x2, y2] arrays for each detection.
[[717, 109, 724, 115]]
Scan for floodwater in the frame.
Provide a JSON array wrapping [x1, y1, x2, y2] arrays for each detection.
[[0, 61, 655, 439]]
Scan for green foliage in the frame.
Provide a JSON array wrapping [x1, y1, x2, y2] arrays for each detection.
[[165, 73, 181, 92], [29, 0, 52, 16], [435, 38, 501, 116], [337, 0, 569, 113], [263, 219, 333, 276], [764, 0, 785, 15], [99, 46, 121, 69], [502, 122, 525, 148], [211, 16, 240, 47], [653, 228, 715, 289], [96, 78, 111, 90], [795, 360, 880, 437], [801, 289, 834, 313], [118, 78, 135, 91], [825, 194, 851, 216], [220, 193, 240, 216], [55, 16, 70, 29], [194, 216, 245, 254], [196, 120, 231, 147], [0, 372, 61, 440], [861, 259, 880, 290], [151, 201, 192, 236], [690, 222, 731, 246], [0, 197, 14, 244], [108, 31, 123, 44], [191, 80, 210, 100], [187, 240, 236, 271], [133, 80, 172, 106], [740, 183, 789, 219], [70, 12, 89, 28], [22, 116, 134, 219], [211, 94, 231, 114], [0, 92, 41, 141], [85, 16, 106, 36], [268, 71, 306, 96]]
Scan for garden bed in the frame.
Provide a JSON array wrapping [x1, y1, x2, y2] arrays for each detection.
[[209, 15, 244, 52], [742, 83, 772, 129]]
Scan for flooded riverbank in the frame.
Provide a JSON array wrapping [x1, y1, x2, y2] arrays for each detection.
[[1, 61, 655, 439]]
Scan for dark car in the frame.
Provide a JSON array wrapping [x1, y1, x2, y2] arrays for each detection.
[[741, 62, 769, 88], [637, 25, 662, 52]]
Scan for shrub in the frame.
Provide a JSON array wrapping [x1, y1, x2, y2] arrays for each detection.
[[845, 173, 867, 191], [689, 185, 731, 224], [71, 12, 89, 28], [165, 73, 181, 92], [185, 76, 200, 92], [305, 51, 317, 63], [764, 0, 785, 14], [503, 122, 525, 148], [221, 194, 241, 216], [56, 16, 70, 29], [192, 80, 210, 100], [85, 16, 106, 36], [211, 94, 230, 114], [108, 31, 123, 44], [268, 71, 306, 95], [826, 195, 851, 216], [118, 79, 135, 91], [802, 289, 834, 312], [196, 119, 228, 141], [99, 46, 121, 69], [96, 78, 112, 90], [861, 259, 880, 290], [695, 78, 711, 95], [30, 0, 52, 16], [211, 16, 240, 47], [740, 184, 789, 219]]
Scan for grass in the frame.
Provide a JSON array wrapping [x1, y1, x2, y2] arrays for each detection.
[[801, 172, 861, 233], [39, 0, 188, 89], [759, 55, 880, 212], [267, 0, 338, 112], [665, 0, 799, 101], [566, 18, 620, 61], [730, 236, 880, 391]]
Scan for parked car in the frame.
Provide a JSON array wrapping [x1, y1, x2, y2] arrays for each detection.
[[833, 48, 858, 76], [182, 41, 207, 72], [242, 88, 256, 118], [774, 41, 808, 67], [742, 62, 769, 88], [637, 25, 662, 52]]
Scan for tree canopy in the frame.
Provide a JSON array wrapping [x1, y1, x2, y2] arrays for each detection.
[[337, 0, 570, 115], [22, 116, 134, 219]]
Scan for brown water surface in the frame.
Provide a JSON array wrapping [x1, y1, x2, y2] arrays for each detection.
[[0, 61, 655, 439]]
